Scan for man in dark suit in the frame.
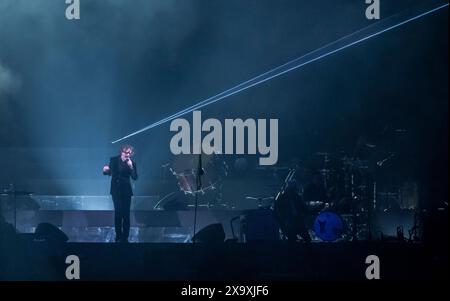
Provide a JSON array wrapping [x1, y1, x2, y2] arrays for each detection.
[[103, 145, 138, 242]]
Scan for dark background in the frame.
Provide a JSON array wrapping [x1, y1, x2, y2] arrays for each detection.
[[0, 0, 447, 208]]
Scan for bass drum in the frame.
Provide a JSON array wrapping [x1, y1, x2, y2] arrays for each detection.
[[313, 210, 345, 242], [171, 154, 228, 194]]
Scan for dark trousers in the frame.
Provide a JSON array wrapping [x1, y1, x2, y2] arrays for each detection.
[[112, 194, 131, 241]]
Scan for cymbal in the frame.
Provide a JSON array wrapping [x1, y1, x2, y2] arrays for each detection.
[[255, 166, 290, 171], [316, 152, 331, 156], [1, 190, 33, 196], [245, 196, 274, 201]]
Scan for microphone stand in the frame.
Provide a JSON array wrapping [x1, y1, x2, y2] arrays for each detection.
[[192, 152, 203, 245], [14, 188, 16, 230]]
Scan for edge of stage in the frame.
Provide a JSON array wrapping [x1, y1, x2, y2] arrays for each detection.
[[1, 238, 448, 281]]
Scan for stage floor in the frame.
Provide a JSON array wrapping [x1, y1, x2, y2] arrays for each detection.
[[1, 239, 447, 281]]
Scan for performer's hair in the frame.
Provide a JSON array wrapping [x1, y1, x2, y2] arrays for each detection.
[[120, 144, 134, 155]]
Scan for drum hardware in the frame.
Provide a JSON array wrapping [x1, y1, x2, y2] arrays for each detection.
[[275, 169, 296, 200], [245, 196, 274, 209], [316, 152, 332, 164], [407, 210, 421, 242], [318, 168, 332, 190], [160, 163, 171, 183], [376, 153, 395, 167]]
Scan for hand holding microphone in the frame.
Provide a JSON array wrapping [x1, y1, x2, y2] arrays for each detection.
[[127, 158, 133, 169]]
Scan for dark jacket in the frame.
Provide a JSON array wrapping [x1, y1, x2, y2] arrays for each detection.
[[103, 156, 138, 196], [274, 190, 308, 222]]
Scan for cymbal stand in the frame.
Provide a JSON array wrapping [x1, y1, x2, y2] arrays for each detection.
[[351, 174, 358, 241]]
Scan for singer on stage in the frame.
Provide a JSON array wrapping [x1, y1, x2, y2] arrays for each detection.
[[103, 145, 138, 243]]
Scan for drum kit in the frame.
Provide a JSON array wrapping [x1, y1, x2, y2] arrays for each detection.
[[165, 153, 229, 209], [165, 146, 408, 242], [300, 151, 376, 241], [294, 149, 417, 242]]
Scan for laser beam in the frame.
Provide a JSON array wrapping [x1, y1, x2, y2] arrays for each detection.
[[112, 2, 448, 144]]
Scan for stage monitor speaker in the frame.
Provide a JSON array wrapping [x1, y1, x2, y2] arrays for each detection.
[[192, 223, 225, 243], [35, 223, 69, 244], [240, 209, 280, 242]]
